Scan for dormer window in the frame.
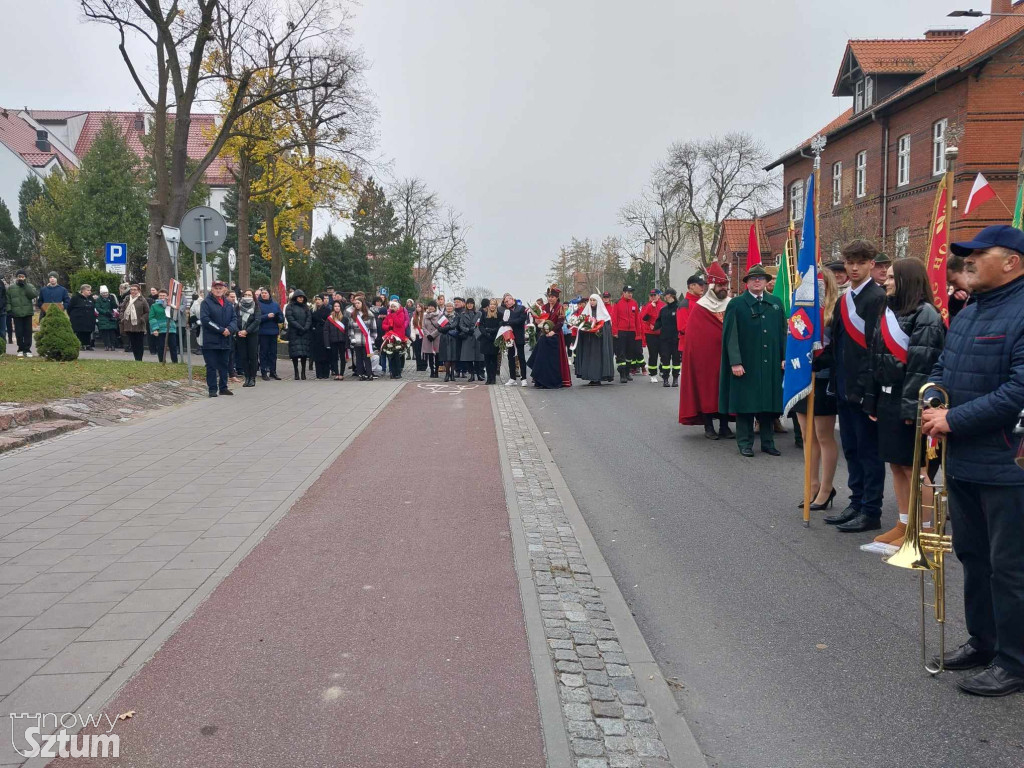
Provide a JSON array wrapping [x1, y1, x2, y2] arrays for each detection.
[[855, 80, 864, 113], [864, 76, 874, 108], [854, 77, 874, 113]]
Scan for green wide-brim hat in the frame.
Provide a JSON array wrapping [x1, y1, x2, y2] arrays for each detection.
[[874, 252, 892, 265], [742, 264, 772, 282]]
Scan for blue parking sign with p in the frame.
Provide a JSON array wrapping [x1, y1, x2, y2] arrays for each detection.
[[105, 243, 127, 265]]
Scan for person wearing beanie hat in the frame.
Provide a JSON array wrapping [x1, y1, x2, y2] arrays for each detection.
[[653, 288, 682, 387], [718, 263, 787, 457], [639, 288, 666, 382], [679, 262, 733, 438]]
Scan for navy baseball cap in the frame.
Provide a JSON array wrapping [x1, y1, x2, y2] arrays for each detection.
[[951, 225, 1024, 257]]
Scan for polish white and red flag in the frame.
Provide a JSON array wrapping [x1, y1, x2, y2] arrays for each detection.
[[277, 264, 288, 307], [963, 173, 996, 218]]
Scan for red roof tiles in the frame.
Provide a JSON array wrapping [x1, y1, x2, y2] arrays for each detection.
[[847, 39, 959, 75], [0, 111, 73, 169], [718, 219, 772, 257]]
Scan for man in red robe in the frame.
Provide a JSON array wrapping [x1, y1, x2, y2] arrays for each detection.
[[678, 262, 734, 439]]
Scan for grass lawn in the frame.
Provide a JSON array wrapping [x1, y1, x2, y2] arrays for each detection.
[[0, 357, 205, 404]]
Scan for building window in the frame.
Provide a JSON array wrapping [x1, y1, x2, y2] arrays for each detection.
[[832, 162, 843, 206], [897, 135, 911, 187], [895, 227, 910, 260], [865, 77, 874, 108], [832, 241, 842, 261], [855, 80, 864, 113], [933, 119, 947, 175], [790, 179, 805, 222], [856, 151, 867, 198]]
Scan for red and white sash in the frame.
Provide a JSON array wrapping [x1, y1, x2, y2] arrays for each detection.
[[328, 315, 346, 334], [840, 289, 867, 349], [354, 314, 373, 352], [880, 307, 909, 364]]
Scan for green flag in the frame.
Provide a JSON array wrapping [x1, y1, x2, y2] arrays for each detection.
[[773, 239, 792, 316], [1013, 176, 1024, 231]]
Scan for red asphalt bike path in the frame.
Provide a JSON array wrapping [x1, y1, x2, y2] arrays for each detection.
[[54, 385, 545, 768]]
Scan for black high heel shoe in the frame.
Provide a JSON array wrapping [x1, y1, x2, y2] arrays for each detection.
[[809, 488, 837, 511]]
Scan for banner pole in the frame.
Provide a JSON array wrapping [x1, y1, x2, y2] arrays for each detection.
[[803, 136, 826, 527]]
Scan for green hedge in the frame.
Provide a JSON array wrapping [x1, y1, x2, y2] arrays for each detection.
[[69, 269, 128, 294]]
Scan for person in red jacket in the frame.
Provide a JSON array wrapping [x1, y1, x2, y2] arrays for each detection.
[[640, 289, 665, 382], [676, 274, 706, 358], [610, 284, 643, 384]]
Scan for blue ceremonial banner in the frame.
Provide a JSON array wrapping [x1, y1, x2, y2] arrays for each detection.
[[782, 174, 822, 416]]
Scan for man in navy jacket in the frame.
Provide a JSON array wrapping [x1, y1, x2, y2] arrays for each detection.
[[199, 281, 239, 397], [924, 225, 1024, 697]]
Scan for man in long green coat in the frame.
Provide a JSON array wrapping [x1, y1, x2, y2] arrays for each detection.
[[719, 264, 787, 457]]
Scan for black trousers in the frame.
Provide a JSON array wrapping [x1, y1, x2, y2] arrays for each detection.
[[735, 413, 776, 451], [236, 333, 258, 380], [203, 347, 230, 393], [153, 332, 179, 363], [126, 331, 145, 361], [13, 315, 32, 353], [614, 331, 641, 373], [258, 335, 278, 375], [329, 342, 347, 375], [659, 347, 681, 378], [99, 328, 116, 349], [646, 333, 660, 372], [507, 342, 527, 379], [388, 351, 405, 378], [484, 354, 499, 383], [353, 346, 372, 378], [837, 399, 885, 519], [75, 330, 92, 348], [949, 477, 1024, 674], [413, 337, 426, 370]]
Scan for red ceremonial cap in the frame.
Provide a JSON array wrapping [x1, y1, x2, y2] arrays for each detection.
[[705, 262, 729, 286]]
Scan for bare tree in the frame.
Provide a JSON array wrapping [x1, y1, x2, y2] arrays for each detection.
[[391, 178, 468, 292], [662, 133, 776, 266], [81, 0, 349, 291], [619, 168, 690, 287]]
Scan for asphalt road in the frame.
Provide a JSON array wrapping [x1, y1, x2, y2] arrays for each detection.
[[522, 379, 1023, 768]]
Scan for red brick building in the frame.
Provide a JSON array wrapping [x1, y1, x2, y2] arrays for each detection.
[[761, 1, 1024, 264], [714, 217, 777, 294]]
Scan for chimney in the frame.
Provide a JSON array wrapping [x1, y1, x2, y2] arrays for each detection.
[[992, 0, 1012, 14], [925, 28, 967, 39], [35, 129, 50, 152]]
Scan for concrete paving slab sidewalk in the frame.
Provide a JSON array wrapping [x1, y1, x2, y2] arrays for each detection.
[[0, 377, 401, 765]]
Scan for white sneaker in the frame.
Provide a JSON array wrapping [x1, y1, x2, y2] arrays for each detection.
[[505, 379, 515, 386], [521, 379, 527, 387], [650, 375, 658, 383], [25, 351, 33, 358], [17, 351, 25, 358]]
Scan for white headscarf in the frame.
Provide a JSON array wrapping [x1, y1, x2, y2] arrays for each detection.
[[582, 293, 612, 324]]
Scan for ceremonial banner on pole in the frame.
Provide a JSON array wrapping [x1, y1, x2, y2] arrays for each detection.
[[782, 175, 821, 418], [746, 222, 762, 270], [278, 264, 288, 309], [925, 175, 950, 326], [773, 237, 792, 317]]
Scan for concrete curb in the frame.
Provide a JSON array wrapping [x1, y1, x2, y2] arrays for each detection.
[[511, 388, 710, 768], [22, 382, 405, 768], [490, 387, 573, 768]]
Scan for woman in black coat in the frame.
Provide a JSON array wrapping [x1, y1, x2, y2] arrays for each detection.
[[323, 300, 349, 380], [499, 293, 528, 384], [478, 299, 502, 384], [310, 296, 331, 379], [235, 289, 262, 387], [866, 258, 945, 547], [284, 290, 313, 379], [67, 285, 97, 349]]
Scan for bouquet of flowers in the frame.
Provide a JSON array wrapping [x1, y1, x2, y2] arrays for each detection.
[[494, 325, 515, 354], [379, 331, 411, 356], [577, 316, 605, 334], [529, 303, 549, 324]]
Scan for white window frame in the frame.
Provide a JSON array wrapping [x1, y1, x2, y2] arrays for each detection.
[[855, 80, 864, 113], [865, 77, 874, 108], [790, 179, 805, 222], [856, 151, 867, 198], [831, 241, 842, 260], [933, 119, 948, 176], [832, 162, 843, 206], [895, 227, 910, 260], [897, 135, 911, 187]]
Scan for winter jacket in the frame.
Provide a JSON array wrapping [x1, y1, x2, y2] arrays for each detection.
[[0, 279, 7, 314], [285, 293, 314, 358], [323, 313, 349, 347], [478, 312, 502, 355], [676, 293, 701, 352], [347, 310, 376, 350], [118, 295, 150, 333], [640, 300, 665, 336], [929, 275, 1024, 485], [199, 293, 238, 350], [258, 298, 283, 336], [236, 298, 261, 337], [500, 304, 528, 345], [7, 280, 37, 317], [866, 301, 944, 421], [67, 293, 97, 334], [39, 283, 71, 310], [830, 279, 886, 409], [610, 297, 643, 336], [147, 300, 177, 334], [382, 307, 409, 340], [94, 295, 118, 330], [652, 300, 680, 351], [458, 308, 482, 362]]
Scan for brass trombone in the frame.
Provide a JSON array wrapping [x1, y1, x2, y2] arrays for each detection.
[[885, 384, 953, 675]]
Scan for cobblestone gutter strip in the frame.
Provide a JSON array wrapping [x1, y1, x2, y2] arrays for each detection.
[[493, 385, 708, 768]]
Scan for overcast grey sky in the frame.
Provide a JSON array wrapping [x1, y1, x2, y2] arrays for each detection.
[[2, 0, 979, 299]]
